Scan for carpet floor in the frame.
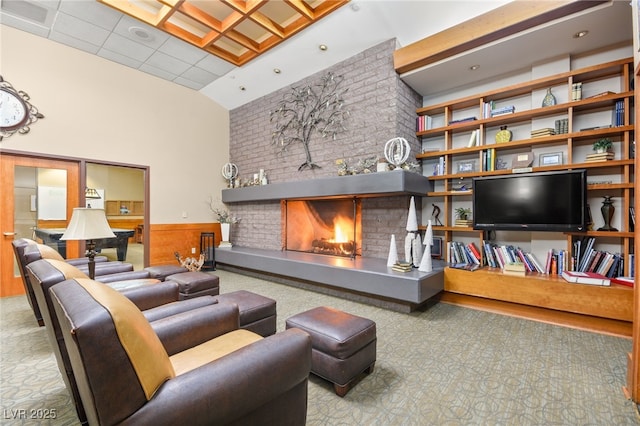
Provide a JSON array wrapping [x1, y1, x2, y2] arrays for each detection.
[[1, 269, 638, 425]]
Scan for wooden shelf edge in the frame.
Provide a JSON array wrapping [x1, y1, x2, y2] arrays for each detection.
[[439, 292, 632, 338]]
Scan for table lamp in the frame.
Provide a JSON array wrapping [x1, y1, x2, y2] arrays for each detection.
[[61, 208, 115, 279]]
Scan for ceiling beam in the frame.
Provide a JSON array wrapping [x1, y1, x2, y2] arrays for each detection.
[[393, 0, 610, 75]]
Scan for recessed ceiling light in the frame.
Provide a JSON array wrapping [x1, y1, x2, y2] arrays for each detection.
[[573, 30, 589, 38], [239, 86, 246, 91], [469, 65, 480, 71], [128, 26, 154, 42], [319, 44, 328, 51], [350, 3, 360, 11], [273, 68, 281, 74]]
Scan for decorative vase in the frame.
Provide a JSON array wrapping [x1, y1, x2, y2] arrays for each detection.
[[542, 88, 556, 107], [597, 196, 618, 231], [220, 223, 232, 247], [495, 125, 512, 143]]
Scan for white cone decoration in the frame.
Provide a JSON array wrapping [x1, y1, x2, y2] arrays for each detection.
[[406, 196, 418, 232], [419, 220, 434, 272], [412, 233, 422, 268], [404, 233, 415, 264], [387, 234, 399, 266]]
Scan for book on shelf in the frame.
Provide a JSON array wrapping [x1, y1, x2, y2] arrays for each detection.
[[503, 262, 526, 276], [630, 207, 635, 232], [586, 90, 615, 99], [450, 263, 480, 271], [571, 82, 583, 101], [490, 105, 515, 117], [416, 115, 433, 132], [610, 277, 634, 287], [531, 128, 555, 138], [585, 152, 614, 162], [613, 100, 624, 127], [554, 118, 569, 134], [448, 116, 477, 125], [467, 129, 479, 147], [561, 270, 610, 286]]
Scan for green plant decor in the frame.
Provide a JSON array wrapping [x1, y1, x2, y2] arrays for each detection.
[[593, 138, 612, 152], [455, 207, 471, 220]]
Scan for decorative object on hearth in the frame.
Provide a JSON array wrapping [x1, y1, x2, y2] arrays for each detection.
[[270, 72, 349, 171], [598, 196, 618, 231], [221, 163, 238, 188], [384, 137, 411, 169], [404, 196, 422, 267], [495, 125, 512, 143], [0, 75, 44, 141], [60, 208, 116, 280], [377, 158, 389, 172], [419, 220, 434, 272], [387, 234, 398, 267], [174, 251, 205, 272], [541, 87, 557, 107]]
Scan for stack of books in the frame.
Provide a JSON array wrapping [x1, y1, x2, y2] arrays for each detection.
[[531, 128, 555, 138], [585, 151, 614, 162], [561, 270, 610, 286], [454, 219, 472, 227], [392, 261, 413, 273]]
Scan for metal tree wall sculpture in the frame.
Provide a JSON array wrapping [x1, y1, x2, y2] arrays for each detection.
[[270, 72, 349, 171]]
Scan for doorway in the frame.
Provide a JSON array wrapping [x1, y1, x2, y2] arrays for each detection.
[[0, 154, 79, 296]]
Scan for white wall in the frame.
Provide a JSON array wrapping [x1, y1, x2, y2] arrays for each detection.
[[0, 25, 230, 224]]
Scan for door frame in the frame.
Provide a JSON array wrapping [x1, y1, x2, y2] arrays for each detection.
[[0, 151, 80, 296]]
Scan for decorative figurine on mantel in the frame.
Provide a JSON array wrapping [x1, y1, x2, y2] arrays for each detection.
[[221, 163, 238, 188]]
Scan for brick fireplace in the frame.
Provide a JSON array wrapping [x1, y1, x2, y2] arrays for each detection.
[[227, 39, 423, 260]]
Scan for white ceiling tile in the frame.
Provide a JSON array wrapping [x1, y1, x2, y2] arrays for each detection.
[[195, 54, 235, 77], [173, 76, 204, 90], [52, 12, 110, 46], [98, 47, 143, 69], [49, 30, 100, 54], [180, 66, 218, 85], [145, 50, 191, 75], [139, 63, 177, 81], [158, 37, 207, 64], [0, 12, 51, 37], [103, 32, 154, 62], [112, 15, 169, 50], [58, 0, 120, 31]]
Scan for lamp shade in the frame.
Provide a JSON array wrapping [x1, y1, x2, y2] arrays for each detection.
[[60, 208, 116, 240]]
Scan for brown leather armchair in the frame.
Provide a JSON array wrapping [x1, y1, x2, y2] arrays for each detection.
[[26, 258, 218, 425], [50, 278, 311, 426], [12, 238, 147, 326]]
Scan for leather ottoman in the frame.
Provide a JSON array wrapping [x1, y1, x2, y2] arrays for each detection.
[[165, 271, 220, 300], [217, 290, 277, 336], [285, 306, 376, 397], [143, 265, 188, 281]]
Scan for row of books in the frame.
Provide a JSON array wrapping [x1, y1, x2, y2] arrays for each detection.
[[482, 148, 496, 171], [447, 241, 482, 265], [481, 101, 516, 118], [573, 236, 624, 278], [571, 82, 583, 101], [432, 156, 446, 176], [613, 100, 624, 127], [416, 115, 432, 132], [555, 118, 568, 134]]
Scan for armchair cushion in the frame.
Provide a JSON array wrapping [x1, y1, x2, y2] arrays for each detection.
[[74, 278, 175, 400]]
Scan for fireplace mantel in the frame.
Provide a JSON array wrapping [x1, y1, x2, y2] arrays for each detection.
[[222, 170, 432, 203]]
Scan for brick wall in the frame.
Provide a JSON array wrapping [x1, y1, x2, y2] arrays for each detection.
[[228, 39, 423, 259]]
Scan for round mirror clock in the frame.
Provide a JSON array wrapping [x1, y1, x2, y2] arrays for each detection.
[[0, 76, 44, 141]]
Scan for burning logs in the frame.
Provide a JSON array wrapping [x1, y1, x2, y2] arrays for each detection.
[[311, 239, 355, 256]]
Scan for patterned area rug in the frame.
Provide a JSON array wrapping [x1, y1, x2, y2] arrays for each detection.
[[1, 269, 638, 425]]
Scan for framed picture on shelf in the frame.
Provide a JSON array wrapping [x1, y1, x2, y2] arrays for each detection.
[[539, 152, 563, 166], [431, 237, 443, 259], [457, 161, 476, 173]]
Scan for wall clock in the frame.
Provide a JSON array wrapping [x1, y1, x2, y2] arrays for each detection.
[[0, 76, 44, 141]]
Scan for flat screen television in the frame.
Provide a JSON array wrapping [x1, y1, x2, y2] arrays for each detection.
[[472, 169, 588, 232]]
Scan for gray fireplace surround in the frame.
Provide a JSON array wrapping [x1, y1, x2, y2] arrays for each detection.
[[218, 171, 444, 312]]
